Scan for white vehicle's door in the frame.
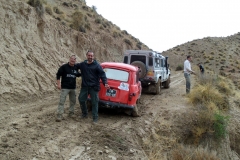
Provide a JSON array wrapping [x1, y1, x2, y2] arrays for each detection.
[[161, 59, 166, 81]]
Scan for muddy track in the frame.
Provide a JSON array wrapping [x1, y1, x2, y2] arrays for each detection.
[[0, 71, 186, 160]]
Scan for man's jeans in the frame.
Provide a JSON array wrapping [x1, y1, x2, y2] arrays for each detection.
[[184, 73, 191, 94], [78, 87, 99, 121], [57, 89, 76, 115]]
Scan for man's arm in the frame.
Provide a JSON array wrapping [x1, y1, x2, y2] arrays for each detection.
[[56, 79, 61, 89], [56, 66, 63, 90], [186, 62, 195, 74], [98, 65, 109, 88]]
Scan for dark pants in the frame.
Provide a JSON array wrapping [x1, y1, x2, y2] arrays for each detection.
[[78, 87, 99, 121]]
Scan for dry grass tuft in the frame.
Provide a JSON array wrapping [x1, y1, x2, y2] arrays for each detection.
[[188, 84, 224, 109], [171, 144, 220, 160]]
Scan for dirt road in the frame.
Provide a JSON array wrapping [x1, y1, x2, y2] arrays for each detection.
[[0, 71, 189, 160]]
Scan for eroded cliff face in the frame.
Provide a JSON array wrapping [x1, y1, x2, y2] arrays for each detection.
[[0, 0, 135, 104]]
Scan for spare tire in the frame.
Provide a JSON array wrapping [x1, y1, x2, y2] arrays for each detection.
[[131, 61, 147, 78]]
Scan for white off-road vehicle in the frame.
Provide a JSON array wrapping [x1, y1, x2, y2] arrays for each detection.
[[123, 50, 170, 94]]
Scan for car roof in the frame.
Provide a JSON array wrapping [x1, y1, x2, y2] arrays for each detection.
[[101, 62, 138, 72]]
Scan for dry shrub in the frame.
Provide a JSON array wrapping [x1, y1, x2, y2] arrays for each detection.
[[188, 84, 225, 109], [112, 31, 119, 38], [124, 39, 132, 46], [175, 64, 183, 71], [181, 74, 231, 144], [53, 6, 63, 14], [171, 145, 220, 160], [215, 77, 232, 96], [71, 11, 84, 30], [176, 109, 215, 145], [45, 5, 52, 15], [191, 73, 232, 110], [27, 0, 45, 16]]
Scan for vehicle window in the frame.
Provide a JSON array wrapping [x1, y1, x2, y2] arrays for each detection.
[[161, 59, 164, 67], [130, 55, 146, 64], [104, 68, 129, 82], [123, 56, 128, 64], [155, 58, 160, 68], [148, 57, 153, 66]]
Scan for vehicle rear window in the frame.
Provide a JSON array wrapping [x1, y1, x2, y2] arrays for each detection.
[[149, 57, 153, 66], [130, 55, 146, 64], [104, 68, 129, 82]]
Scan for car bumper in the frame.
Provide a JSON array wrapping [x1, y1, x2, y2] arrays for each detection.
[[88, 98, 134, 109]]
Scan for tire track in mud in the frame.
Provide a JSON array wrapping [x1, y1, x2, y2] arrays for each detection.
[[140, 71, 184, 109], [0, 71, 185, 160]]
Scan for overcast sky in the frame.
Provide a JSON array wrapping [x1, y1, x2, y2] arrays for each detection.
[[86, 0, 240, 52]]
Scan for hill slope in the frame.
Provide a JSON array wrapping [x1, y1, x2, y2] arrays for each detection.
[[163, 33, 240, 88], [0, 0, 149, 104]]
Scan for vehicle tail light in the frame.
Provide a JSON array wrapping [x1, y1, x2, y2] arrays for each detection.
[[129, 93, 136, 101], [147, 71, 154, 76]]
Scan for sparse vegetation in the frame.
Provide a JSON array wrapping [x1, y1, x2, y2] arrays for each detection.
[[171, 145, 219, 160], [53, 6, 63, 14], [71, 11, 84, 30], [124, 39, 132, 46], [27, 0, 45, 16], [184, 74, 231, 143], [122, 30, 128, 35], [175, 64, 183, 71], [45, 5, 52, 15], [95, 18, 101, 24]]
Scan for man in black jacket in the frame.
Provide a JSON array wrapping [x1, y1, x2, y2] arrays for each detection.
[[76, 51, 109, 123], [198, 63, 204, 74], [56, 55, 81, 122]]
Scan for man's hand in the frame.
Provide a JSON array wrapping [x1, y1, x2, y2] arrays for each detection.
[[57, 84, 61, 90], [191, 71, 196, 75], [56, 80, 61, 90], [105, 84, 110, 89]]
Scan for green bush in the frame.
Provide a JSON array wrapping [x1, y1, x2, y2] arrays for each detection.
[[213, 112, 229, 140]]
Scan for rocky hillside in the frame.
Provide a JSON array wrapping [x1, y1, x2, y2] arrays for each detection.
[[0, 0, 149, 104], [163, 33, 240, 88]]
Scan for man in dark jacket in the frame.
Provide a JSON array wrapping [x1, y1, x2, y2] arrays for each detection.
[[76, 51, 109, 123], [56, 55, 81, 122], [198, 63, 204, 74]]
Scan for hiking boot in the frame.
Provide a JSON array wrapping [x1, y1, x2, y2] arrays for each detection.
[[93, 118, 98, 123], [68, 112, 75, 118], [56, 114, 63, 122], [81, 114, 88, 119]]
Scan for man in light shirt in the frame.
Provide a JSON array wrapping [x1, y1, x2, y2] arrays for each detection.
[[184, 55, 195, 94]]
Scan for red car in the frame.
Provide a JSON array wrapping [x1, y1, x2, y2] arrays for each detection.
[[98, 62, 142, 116]]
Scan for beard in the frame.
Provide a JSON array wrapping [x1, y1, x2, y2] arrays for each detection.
[[87, 58, 93, 63]]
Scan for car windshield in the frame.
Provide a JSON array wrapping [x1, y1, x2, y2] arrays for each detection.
[[104, 68, 129, 82]]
